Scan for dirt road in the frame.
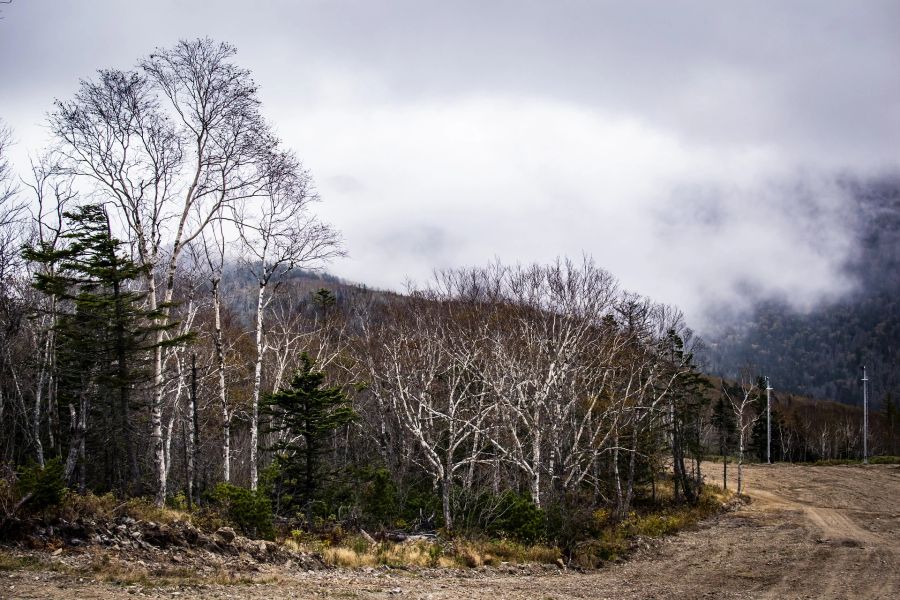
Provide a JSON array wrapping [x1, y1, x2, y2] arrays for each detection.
[[4, 464, 898, 599]]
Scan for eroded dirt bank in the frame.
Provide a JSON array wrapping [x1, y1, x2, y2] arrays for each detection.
[[3, 463, 898, 599]]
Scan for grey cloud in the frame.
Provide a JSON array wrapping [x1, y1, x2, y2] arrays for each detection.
[[325, 175, 366, 195], [1, 0, 897, 330]]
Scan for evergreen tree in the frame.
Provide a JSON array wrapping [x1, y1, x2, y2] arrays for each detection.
[[23, 204, 175, 493], [263, 353, 356, 514], [664, 329, 710, 504]]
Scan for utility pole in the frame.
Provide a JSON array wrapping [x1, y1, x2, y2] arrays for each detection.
[[862, 366, 869, 465], [766, 376, 773, 464]]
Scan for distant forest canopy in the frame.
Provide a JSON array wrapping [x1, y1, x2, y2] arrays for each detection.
[[704, 177, 899, 409]]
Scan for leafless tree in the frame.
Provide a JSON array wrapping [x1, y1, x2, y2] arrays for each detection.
[[233, 148, 343, 490], [48, 39, 285, 505], [18, 153, 77, 469], [194, 216, 236, 483], [722, 371, 761, 494], [0, 123, 25, 284]]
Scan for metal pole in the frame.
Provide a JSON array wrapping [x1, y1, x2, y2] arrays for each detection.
[[766, 377, 773, 464], [862, 366, 869, 465]]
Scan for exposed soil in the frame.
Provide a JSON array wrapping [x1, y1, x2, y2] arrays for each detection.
[[3, 463, 898, 599]]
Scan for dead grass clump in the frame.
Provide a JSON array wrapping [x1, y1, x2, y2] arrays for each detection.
[[571, 483, 730, 568], [58, 491, 118, 521], [121, 497, 188, 525], [454, 539, 560, 566], [56, 492, 190, 526], [289, 534, 562, 570], [311, 538, 453, 569], [453, 541, 485, 568], [324, 546, 376, 568]]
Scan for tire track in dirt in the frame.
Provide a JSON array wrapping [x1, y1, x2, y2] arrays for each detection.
[[738, 464, 899, 600]]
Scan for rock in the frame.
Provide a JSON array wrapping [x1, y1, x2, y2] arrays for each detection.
[[51, 548, 62, 557], [215, 527, 236, 543], [181, 523, 199, 544]]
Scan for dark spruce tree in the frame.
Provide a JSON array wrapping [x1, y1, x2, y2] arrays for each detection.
[[23, 204, 176, 494], [263, 353, 356, 517], [654, 328, 710, 506]]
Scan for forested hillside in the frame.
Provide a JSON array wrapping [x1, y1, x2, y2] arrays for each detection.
[[706, 178, 900, 408], [0, 39, 895, 567]]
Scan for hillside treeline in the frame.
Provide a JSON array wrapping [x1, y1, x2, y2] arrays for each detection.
[[744, 391, 897, 463], [709, 178, 900, 408]]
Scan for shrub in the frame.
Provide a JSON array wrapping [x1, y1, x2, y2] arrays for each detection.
[[456, 490, 546, 543], [207, 483, 274, 540], [359, 468, 398, 524], [58, 491, 118, 521], [16, 458, 66, 511], [167, 491, 188, 511], [488, 492, 545, 543], [544, 491, 599, 550]]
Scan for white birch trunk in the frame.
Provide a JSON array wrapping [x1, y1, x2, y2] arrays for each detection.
[[250, 281, 267, 491], [212, 279, 231, 483], [149, 272, 168, 506]]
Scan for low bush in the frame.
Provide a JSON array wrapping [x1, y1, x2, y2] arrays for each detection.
[[485, 492, 545, 544], [206, 483, 274, 540], [58, 491, 118, 522], [16, 458, 67, 512]]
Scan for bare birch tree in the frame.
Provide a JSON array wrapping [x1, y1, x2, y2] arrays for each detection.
[[233, 149, 343, 490], [722, 371, 761, 494], [195, 217, 235, 482], [20, 154, 76, 468], [49, 39, 282, 504]]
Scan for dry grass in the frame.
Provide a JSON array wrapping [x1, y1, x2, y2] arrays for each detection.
[[284, 533, 560, 570], [85, 551, 283, 587], [58, 491, 191, 525], [322, 539, 453, 568], [0, 552, 48, 572], [453, 539, 560, 567], [570, 483, 731, 568]]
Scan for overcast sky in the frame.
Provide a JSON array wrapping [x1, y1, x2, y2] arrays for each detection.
[[2, 1, 898, 327]]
